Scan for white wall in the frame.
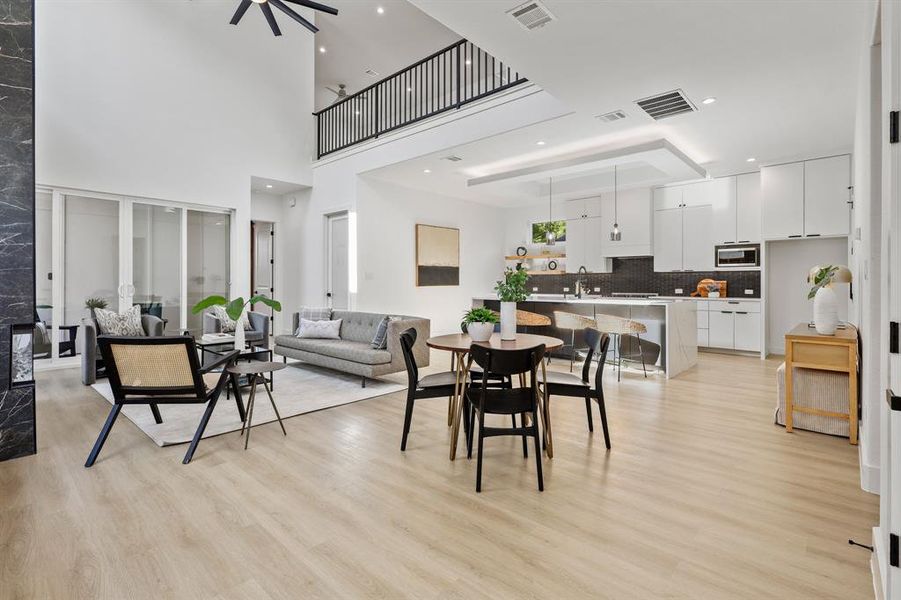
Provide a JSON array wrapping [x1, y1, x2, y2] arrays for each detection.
[[35, 0, 315, 299], [765, 237, 850, 355], [355, 178, 505, 335]]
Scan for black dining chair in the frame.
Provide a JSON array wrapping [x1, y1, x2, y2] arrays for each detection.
[[464, 343, 546, 492], [399, 328, 465, 451], [537, 327, 611, 449]]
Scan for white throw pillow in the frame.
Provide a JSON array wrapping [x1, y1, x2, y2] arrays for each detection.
[[95, 305, 145, 336], [297, 318, 342, 339]]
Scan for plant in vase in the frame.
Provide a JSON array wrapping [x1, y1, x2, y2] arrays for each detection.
[[461, 307, 499, 342], [807, 265, 852, 335], [192, 294, 282, 349], [84, 297, 108, 319], [494, 267, 529, 341]]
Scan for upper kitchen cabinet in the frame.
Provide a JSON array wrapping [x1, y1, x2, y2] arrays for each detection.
[[735, 172, 762, 243], [708, 177, 738, 244], [567, 216, 611, 273], [564, 197, 602, 219], [761, 155, 850, 240], [653, 207, 683, 272], [761, 162, 804, 239], [804, 155, 850, 237], [601, 188, 653, 257], [653, 186, 684, 210], [682, 205, 714, 270]]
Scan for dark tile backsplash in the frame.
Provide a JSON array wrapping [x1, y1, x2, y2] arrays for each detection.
[[526, 257, 761, 298]]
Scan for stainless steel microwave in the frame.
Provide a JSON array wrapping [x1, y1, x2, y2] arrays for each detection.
[[715, 244, 760, 268]]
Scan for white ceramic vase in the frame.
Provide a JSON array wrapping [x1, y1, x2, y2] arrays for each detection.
[[813, 286, 838, 335], [500, 301, 517, 340], [467, 322, 494, 342], [234, 310, 246, 350]]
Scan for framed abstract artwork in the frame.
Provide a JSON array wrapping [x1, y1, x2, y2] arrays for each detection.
[[416, 224, 460, 286]]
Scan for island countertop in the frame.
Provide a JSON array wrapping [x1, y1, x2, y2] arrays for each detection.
[[472, 294, 675, 307]]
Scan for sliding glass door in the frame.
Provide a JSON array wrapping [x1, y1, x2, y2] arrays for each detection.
[[33, 188, 232, 368]]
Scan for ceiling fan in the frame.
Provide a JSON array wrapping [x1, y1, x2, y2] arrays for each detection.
[[326, 84, 368, 105], [229, 0, 338, 37]]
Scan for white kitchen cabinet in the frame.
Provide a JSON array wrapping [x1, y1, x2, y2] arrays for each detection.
[[681, 181, 711, 207], [566, 217, 609, 273], [583, 216, 606, 272], [565, 197, 602, 219], [653, 208, 683, 272], [600, 188, 653, 257], [736, 172, 762, 243], [804, 155, 850, 237], [708, 309, 735, 349], [565, 218, 585, 269], [653, 186, 683, 210], [709, 177, 738, 244], [697, 328, 709, 347], [761, 162, 804, 239], [733, 311, 761, 352], [682, 205, 714, 271]]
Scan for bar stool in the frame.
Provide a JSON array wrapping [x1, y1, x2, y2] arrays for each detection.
[[553, 311, 597, 372], [594, 314, 650, 381]]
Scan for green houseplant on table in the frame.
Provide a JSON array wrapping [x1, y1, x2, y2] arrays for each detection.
[[495, 267, 529, 341], [192, 294, 282, 350], [462, 307, 499, 342]]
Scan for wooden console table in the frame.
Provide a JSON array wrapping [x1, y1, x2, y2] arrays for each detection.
[[784, 323, 859, 445]]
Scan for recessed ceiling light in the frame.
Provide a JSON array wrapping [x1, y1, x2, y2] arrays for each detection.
[[746, 157, 756, 162], [266, 184, 273, 188], [376, 6, 384, 14], [355, 110, 361, 115], [536, 141, 546, 146], [319, 46, 326, 54], [701, 97, 716, 105], [407, 87, 412, 92], [465, 59, 471, 66], [423, 169, 431, 174]]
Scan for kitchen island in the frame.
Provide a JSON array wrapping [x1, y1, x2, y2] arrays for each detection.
[[473, 295, 698, 379]]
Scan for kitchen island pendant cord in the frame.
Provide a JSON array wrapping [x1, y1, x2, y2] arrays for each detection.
[[546, 177, 556, 246], [610, 165, 622, 242]]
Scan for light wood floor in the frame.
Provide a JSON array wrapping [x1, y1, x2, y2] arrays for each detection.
[[0, 352, 878, 599]]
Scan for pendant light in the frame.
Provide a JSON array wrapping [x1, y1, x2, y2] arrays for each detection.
[[545, 177, 556, 246], [610, 165, 622, 242]]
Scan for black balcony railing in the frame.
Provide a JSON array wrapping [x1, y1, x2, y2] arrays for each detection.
[[313, 39, 527, 158]]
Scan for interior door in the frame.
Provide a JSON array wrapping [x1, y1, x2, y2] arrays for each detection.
[[252, 221, 275, 328], [327, 213, 349, 310]]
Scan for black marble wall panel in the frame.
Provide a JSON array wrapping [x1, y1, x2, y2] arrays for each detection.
[[526, 257, 761, 299], [0, 0, 36, 460]]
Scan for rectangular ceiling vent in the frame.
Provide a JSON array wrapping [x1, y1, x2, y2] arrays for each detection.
[[507, 1, 555, 31], [635, 89, 696, 120], [364, 68, 380, 78], [442, 155, 463, 162], [596, 110, 627, 123]]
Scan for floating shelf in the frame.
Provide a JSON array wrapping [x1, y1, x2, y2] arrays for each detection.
[[522, 271, 565, 276], [504, 254, 566, 260]]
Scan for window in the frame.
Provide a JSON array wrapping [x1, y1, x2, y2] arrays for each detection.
[[531, 220, 567, 244]]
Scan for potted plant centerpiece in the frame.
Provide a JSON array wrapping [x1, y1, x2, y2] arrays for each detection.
[[192, 294, 282, 349], [494, 267, 529, 341], [461, 307, 498, 342], [807, 264, 852, 335]]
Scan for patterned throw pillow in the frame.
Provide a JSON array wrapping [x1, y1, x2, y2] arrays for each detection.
[[370, 316, 396, 349], [295, 307, 332, 335], [297, 318, 342, 339], [211, 305, 252, 333], [95, 305, 145, 336]]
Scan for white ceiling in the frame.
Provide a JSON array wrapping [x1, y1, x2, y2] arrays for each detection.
[[409, 0, 871, 177], [314, 0, 461, 110], [250, 176, 310, 195]]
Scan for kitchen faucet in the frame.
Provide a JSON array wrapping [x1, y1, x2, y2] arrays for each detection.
[[575, 265, 588, 299]]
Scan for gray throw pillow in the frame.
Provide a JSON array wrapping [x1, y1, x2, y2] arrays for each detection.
[[370, 316, 395, 349], [95, 305, 145, 336]]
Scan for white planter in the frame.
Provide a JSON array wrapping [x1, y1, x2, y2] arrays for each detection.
[[500, 301, 517, 340], [234, 310, 246, 350], [466, 322, 494, 342], [813, 286, 838, 335]]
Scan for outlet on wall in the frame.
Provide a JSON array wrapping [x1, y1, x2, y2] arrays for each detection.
[[532, 287, 539, 292], [594, 287, 601, 292], [563, 287, 570, 292], [744, 289, 754, 295], [674, 288, 683, 295]]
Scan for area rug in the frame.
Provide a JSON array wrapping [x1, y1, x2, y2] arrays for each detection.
[[90, 362, 406, 446]]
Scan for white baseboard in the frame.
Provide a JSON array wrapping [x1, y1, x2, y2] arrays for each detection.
[[861, 459, 881, 494], [873, 527, 885, 600]]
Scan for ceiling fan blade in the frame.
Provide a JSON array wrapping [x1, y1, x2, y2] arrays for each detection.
[[281, 0, 338, 17], [269, 0, 318, 33], [229, 0, 253, 25], [325, 86, 339, 94], [259, 2, 282, 36]]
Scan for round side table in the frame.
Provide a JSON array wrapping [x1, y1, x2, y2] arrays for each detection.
[[226, 361, 288, 450]]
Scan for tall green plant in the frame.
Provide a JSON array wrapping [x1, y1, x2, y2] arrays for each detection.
[[495, 267, 529, 303], [192, 294, 282, 320]]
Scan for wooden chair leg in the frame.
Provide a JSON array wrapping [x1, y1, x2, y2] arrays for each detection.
[[584, 395, 594, 432], [400, 393, 415, 451], [184, 396, 219, 464], [521, 412, 529, 458], [597, 394, 611, 450], [150, 403, 163, 424], [533, 415, 544, 491], [85, 404, 122, 467], [467, 402, 476, 460]]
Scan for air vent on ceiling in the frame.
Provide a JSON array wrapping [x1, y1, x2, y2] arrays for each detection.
[[635, 89, 696, 120], [364, 68, 380, 78], [596, 110, 627, 123], [442, 155, 463, 162], [507, 0, 555, 31]]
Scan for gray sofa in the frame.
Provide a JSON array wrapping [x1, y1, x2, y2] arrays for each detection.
[[81, 314, 164, 385], [203, 310, 270, 348], [274, 310, 430, 386]]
